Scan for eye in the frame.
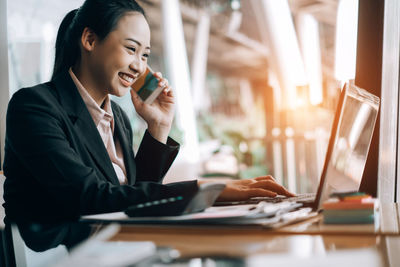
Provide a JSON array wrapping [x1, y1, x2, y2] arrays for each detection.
[[143, 53, 149, 58], [126, 46, 136, 53]]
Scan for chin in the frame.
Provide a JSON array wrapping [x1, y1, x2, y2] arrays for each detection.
[[110, 85, 130, 97], [117, 86, 131, 97]]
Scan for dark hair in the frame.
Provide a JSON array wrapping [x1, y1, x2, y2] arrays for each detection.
[[52, 0, 146, 80]]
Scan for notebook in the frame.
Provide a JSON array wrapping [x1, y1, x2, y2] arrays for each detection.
[[215, 82, 380, 212]]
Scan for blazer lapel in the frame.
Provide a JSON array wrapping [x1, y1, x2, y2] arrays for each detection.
[[112, 105, 136, 184], [52, 71, 120, 185]]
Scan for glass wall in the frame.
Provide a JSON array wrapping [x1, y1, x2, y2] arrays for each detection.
[[7, 0, 83, 93]]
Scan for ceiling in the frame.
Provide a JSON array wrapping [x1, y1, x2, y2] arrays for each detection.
[[7, 0, 339, 85], [138, 0, 338, 84]]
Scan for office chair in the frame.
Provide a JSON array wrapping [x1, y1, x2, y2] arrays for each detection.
[[0, 171, 6, 267], [1, 171, 19, 267], [1, 172, 69, 267]]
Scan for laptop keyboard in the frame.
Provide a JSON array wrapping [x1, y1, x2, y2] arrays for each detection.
[[214, 193, 316, 206]]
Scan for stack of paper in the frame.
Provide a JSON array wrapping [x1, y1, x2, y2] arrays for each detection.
[[322, 193, 379, 224], [82, 202, 317, 228]]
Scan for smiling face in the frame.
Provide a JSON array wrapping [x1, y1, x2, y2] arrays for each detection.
[[87, 12, 151, 97]]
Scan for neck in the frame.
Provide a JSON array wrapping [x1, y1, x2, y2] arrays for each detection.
[[72, 64, 107, 107]]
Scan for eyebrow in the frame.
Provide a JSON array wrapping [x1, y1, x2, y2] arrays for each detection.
[[125, 38, 151, 50]]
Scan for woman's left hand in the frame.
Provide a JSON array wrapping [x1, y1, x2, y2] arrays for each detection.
[[130, 72, 174, 143], [202, 176, 295, 202]]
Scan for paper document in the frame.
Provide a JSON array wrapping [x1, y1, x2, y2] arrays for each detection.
[[81, 202, 317, 228]]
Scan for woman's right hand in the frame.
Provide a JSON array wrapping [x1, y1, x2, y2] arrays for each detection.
[[199, 176, 295, 202], [130, 72, 174, 143]]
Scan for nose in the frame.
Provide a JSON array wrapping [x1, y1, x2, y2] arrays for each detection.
[[129, 57, 146, 77]]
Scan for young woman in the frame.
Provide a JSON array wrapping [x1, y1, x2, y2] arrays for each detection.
[[3, 0, 293, 225]]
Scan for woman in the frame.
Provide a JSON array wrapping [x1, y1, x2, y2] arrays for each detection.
[[3, 0, 293, 224]]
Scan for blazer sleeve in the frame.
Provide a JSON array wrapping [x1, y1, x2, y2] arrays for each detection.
[[4, 88, 198, 221], [112, 103, 180, 183], [134, 130, 180, 183]]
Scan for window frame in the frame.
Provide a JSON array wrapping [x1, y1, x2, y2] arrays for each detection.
[[0, 0, 10, 170]]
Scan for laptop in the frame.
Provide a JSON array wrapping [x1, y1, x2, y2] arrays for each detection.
[[215, 82, 380, 212]]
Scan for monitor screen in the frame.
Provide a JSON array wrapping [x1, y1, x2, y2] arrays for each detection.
[[316, 82, 380, 208]]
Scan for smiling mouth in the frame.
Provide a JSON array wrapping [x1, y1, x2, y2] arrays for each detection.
[[118, 72, 135, 86]]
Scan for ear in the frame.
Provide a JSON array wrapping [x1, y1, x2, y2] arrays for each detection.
[[80, 27, 97, 52]]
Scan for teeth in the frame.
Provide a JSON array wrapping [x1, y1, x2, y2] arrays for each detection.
[[120, 73, 134, 83]]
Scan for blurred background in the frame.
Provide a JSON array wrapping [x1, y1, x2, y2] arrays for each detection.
[[6, 0, 360, 194]]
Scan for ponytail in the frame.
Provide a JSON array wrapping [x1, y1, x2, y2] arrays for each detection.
[[52, 9, 80, 80]]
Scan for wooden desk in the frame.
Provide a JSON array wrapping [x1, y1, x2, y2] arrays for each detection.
[[105, 204, 400, 266], [111, 225, 399, 266]]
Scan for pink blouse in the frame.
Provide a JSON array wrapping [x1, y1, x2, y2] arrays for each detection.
[[69, 68, 127, 184]]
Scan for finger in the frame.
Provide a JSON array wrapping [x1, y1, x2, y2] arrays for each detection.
[[130, 89, 143, 108], [156, 89, 175, 104], [251, 180, 295, 197], [158, 78, 169, 89], [250, 180, 279, 189], [163, 86, 172, 95], [156, 94, 174, 105], [158, 86, 173, 98], [246, 188, 277, 199], [154, 72, 163, 79], [267, 182, 294, 197], [254, 176, 275, 181]]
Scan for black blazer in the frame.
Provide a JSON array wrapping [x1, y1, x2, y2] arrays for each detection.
[[3, 70, 198, 223]]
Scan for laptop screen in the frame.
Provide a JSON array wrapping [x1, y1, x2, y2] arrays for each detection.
[[314, 82, 380, 210]]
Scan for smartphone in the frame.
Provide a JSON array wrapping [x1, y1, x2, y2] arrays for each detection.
[[131, 66, 164, 104]]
